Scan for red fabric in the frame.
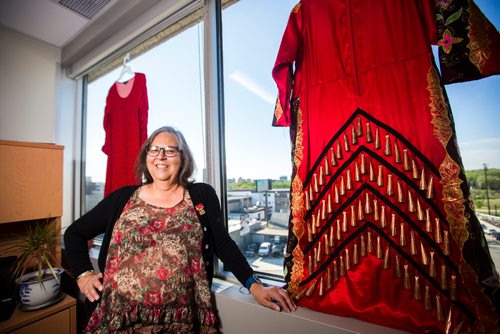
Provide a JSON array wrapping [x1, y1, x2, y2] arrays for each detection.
[[102, 73, 148, 197], [273, 1, 500, 333]]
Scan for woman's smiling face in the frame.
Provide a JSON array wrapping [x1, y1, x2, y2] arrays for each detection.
[[146, 132, 182, 184]]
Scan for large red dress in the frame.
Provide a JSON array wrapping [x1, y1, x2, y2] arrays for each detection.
[[102, 73, 148, 197], [272, 1, 500, 332]]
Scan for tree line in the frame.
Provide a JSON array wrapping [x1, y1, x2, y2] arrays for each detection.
[[465, 168, 500, 191]]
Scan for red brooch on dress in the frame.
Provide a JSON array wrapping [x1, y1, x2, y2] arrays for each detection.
[[195, 203, 206, 215]]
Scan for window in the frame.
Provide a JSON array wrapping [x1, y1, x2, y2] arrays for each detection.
[[222, 0, 297, 279], [84, 22, 206, 218]]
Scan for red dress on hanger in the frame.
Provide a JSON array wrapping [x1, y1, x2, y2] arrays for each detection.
[[102, 73, 148, 197], [272, 0, 499, 332]]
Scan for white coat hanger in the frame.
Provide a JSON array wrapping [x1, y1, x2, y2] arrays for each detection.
[[116, 52, 135, 83]]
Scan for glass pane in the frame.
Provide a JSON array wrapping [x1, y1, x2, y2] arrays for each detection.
[[222, 0, 297, 278], [84, 22, 206, 222]]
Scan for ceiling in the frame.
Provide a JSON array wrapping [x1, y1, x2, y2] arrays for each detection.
[[0, 0, 122, 48]]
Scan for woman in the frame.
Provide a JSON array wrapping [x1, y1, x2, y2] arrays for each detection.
[[64, 126, 296, 333]]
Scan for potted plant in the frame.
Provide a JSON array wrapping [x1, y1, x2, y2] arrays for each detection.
[[8, 220, 64, 310]]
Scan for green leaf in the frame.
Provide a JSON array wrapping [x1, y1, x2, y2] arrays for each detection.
[[445, 7, 463, 26]]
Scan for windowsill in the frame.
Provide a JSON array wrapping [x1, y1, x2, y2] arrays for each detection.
[[212, 277, 409, 334]]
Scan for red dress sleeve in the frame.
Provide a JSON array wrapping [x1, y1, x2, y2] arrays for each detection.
[[272, 3, 303, 127]]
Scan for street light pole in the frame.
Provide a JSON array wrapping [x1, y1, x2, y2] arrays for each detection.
[[483, 163, 491, 215]]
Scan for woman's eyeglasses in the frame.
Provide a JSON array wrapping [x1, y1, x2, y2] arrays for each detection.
[[146, 145, 182, 158]]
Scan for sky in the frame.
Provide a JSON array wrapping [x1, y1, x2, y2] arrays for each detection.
[[86, 0, 500, 183]]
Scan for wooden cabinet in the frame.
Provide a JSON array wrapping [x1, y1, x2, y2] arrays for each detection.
[[0, 294, 76, 334], [0, 140, 63, 224], [0, 140, 72, 333]]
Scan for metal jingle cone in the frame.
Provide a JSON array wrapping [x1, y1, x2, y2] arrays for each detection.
[[443, 231, 450, 256], [420, 167, 427, 191], [366, 122, 373, 142], [380, 206, 387, 228], [293, 287, 308, 301], [394, 141, 401, 163], [386, 174, 394, 196], [334, 184, 340, 203], [403, 149, 410, 171], [403, 264, 411, 289], [364, 192, 372, 214], [314, 248, 318, 269], [357, 200, 365, 221], [357, 116, 363, 137], [426, 176, 434, 199], [410, 230, 417, 255], [395, 254, 402, 278], [342, 211, 348, 232], [373, 199, 379, 220], [354, 243, 360, 265], [344, 133, 350, 152], [355, 162, 361, 182], [339, 255, 346, 276], [440, 265, 447, 290], [350, 205, 357, 227], [337, 219, 343, 241], [321, 199, 326, 220], [316, 241, 322, 263], [435, 218, 442, 244], [327, 193, 333, 214], [417, 199, 424, 221], [333, 260, 339, 281], [346, 170, 353, 190], [307, 223, 313, 242], [360, 153, 367, 174], [369, 161, 375, 181], [331, 147, 338, 166], [336, 141, 343, 160], [340, 176, 346, 195], [325, 157, 331, 176], [377, 165, 384, 187], [383, 246, 390, 269], [361, 234, 367, 257], [384, 134, 392, 156], [351, 125, 358, 145], [367, 231, 374, 253], [445, 307, 453, 333], [305, 190, 311, 211], [311, 214, 317, 235], [408, 189, 415, 213], [420, 241, 429, 265], [319, 166, 324, 186], [390, 214, 397, 237], [314, 173, 319, 193], [375, 128, 381, 149], [424, 285, 432, 311], [429, 251, 436, 277], [411, 159, 419, 179], [305, 280, 317, 297], [345, 249, 351, 271], [425, 208, 432, 233], [376, 236, 383, 259], [318, 276, 325, 297], [397, 180, 404, 203], [400, 222, 407, 247], [308, 255, 313, 274], [324, 234, 330, 256], [309, 184, 314, 203], [436, 295, 444, 322], [327, 267, 333, 290], [450, 275, 457, 300], [414, 276, 422, 300], [329, 225, 335, 247]]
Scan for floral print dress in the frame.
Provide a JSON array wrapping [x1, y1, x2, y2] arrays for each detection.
[[85, 189, 217, 333]]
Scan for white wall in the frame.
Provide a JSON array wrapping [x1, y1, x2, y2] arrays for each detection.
[[0, 25, 60, 143]]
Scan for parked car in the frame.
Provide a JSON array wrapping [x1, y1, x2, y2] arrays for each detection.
[[258, 242, 271, 257], [272, 243, 285, 257], [245, 242, 259, 257], [488, 228, 497, 236]]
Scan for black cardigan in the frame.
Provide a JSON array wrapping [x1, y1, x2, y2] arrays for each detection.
[[64, 183, 254, 287]]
